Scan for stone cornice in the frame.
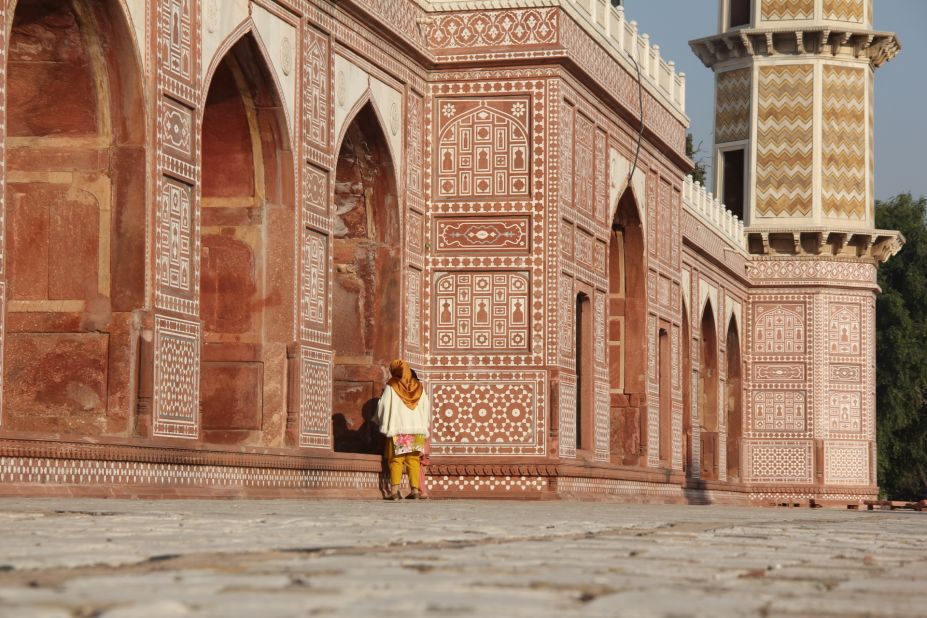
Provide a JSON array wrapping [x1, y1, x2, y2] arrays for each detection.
[[745, 226, 904, 263], [690, 27, 900, 69]]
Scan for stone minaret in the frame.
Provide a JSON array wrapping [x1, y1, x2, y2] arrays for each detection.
[[691, 1, 903, 499]]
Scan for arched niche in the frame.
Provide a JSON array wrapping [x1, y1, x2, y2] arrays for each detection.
[[331, 102, 401, 454], [682, 304, 693, 477], [3, 0, 145, 435], [607, 186, 647, 465], [199, 32, 295, 446], [726, 317, 743, 482], [699, 302, 719, 481]]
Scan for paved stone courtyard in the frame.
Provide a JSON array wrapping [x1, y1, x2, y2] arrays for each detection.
[[0, 499, 924, 617]]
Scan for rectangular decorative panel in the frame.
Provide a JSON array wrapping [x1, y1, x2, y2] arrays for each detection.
[[762, 0, 814, 20], [153, 316, 200, 438], [746, 440, 813, 483], [430, 371, 547, 456], [716, 68, 751, 144], [433, 272, 529, 352], [574, 113, 594, 216], [299, 346, 332, 448], [559, 374, 577, 458], [560, 101, 573, 212], [825, 441, 869, 485], [408, 92, 424, 199], [559, 274, 574, 361], [822, 66, 866, 219], [303, 25, 330, 162], [434, 217, 530, 254], [436, 98, 530, 200], [828, 302, 861, 355], [155, 177, 197, 315], [823, 0, 865, 22], [828, 393, 861, 432], [594, 381, 609, 461], [422, 8, 559, 51], [752, 303, 806, 353], [753, 390, 807, 431], [406, 268, 422, 349], [301, 229, 328, 335], [756, 65, 813, 216], [159, 0, 195, 100]]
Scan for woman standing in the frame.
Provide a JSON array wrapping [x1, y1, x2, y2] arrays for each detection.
[[375, 360, 432, 500]]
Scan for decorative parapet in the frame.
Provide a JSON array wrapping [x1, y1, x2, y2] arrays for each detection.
[[683, 176, 746, 252], [418, 0, 686, 116]]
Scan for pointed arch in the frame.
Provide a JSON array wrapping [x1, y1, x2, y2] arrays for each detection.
[[3, 0, 147, 433], [607, 184, 647, 465], [726, 316, 743, 482], [202, 20, 294, 144], [198, 30, 296, 446], [699, 302, 719, 481], [331, 101, 402, 454]]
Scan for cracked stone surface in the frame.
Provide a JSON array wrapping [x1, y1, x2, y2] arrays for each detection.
[[0, 499, 925, 617]]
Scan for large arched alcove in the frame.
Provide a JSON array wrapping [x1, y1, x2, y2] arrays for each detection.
[[699, 303, 719, 481], [726, 317, 743, 482], [4, 0, 145, 435], [199, 32, 295, 446], [608, 187, 647, 465], [331, 102, 401, 454]]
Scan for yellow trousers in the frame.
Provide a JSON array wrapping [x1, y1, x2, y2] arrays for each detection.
[[385, 439, 421, 489]]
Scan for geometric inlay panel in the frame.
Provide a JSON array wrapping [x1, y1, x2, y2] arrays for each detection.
[[152, 316, 200, 438], [828, 392, 861, 433], [822, 65, 866, 218], [753, 303, 805, 353], [756, 64, 813, 216], [823, 0, 864, 23], [434, 216, 530, 254], [754, 363, 806, 382], [436, 98, 530, 200], [716, 68, 751, 144], [155, 177, 196, 314], [828, 303, 861, 355], [559, 374, 577, 458], [746, 440, 813, 484], [824, 441, 869, 485], [430, 371, 546, 456], [300, 346, 332, 448], [302, 230, 328, 334], [762, 0, 814, 20], [433, 272, 529, 351], [753, 390, 806, 431]]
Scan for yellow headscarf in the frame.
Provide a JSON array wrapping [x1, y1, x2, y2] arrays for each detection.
[[386, 359, 423, 410]]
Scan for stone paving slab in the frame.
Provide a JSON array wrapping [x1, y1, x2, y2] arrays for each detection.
[[0, 499, 925, 617]]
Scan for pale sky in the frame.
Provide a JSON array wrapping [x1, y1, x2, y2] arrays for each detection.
[[622, 0, 927, 201]]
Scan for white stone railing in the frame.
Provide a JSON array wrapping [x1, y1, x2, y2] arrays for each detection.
[[683, 176, 746, 251], [564, 0, 686, 113]]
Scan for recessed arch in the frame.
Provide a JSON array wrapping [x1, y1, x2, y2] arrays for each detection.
[[331, 101, 401, 454], [3, 0, 146, 434], [699, 302, 720, 481], [198, 31, 296, 446], [608, 185, 648, 466], [726, 316, 743, 482]]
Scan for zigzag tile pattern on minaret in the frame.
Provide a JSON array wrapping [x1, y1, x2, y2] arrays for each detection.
[[822, 66, 867, 219], [715, 68, 751, 144], [823, 0, 865, 23], [756, 65, 814, 217], [761, 0, 814, 21]]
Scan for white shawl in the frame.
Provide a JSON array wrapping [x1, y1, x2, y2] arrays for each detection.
[[375, 385, 431, 438]]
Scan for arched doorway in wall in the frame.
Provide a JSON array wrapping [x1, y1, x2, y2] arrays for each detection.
[[699, 302, 719, 481], [682, 306, 693, 477], [199, 33, 295, 446], [607, 187, 647, 465], [726, 317, 743, 482], [331, 103, 401, 454], [3, 0, 145, 435]]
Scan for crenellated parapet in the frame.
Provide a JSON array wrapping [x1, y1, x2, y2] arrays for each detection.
[[683, 176, 747, 253]]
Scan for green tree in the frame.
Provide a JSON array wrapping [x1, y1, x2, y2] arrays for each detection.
[[875, 193, 927, 500], [686, 133, 708, 186]]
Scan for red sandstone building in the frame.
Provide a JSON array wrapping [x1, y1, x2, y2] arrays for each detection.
[[0, 0, 902, 503]]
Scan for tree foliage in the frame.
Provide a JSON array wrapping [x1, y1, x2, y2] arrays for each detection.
[[686, 133, 708, 186], [875, 193, 927, 499]]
